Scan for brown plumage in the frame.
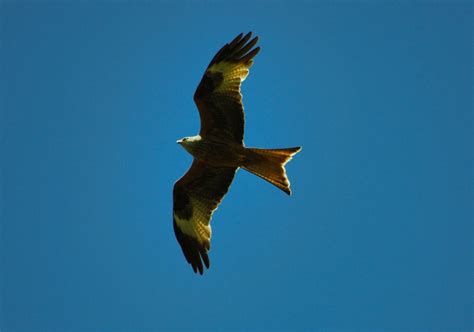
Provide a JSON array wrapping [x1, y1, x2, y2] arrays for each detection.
[[173, 32, 301, 274]]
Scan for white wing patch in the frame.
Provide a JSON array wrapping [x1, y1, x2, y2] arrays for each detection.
[[174, 197, 213, 248], [208, 60, 253, 94]]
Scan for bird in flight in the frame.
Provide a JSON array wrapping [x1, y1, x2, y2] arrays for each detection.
[[173, 32, 301, 274]]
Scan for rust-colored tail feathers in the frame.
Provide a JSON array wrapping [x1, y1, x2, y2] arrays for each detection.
[[241, 147, 301, 195]]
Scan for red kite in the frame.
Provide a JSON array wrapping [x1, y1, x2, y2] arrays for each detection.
[[173, 32, 301, 274]]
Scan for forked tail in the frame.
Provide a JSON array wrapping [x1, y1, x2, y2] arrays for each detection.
[[241, 147, 302, 195]]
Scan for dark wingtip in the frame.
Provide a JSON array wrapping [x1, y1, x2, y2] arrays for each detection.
[[174, 218, 210, 276], [240, 46, 260, 63], [201, 251, 210, 269], [208, 32, 260, 68], [228, 33, 244, 48]]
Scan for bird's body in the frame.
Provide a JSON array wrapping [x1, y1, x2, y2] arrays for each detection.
[[173, 32, 301, 274], [178, 135, 245, 168]]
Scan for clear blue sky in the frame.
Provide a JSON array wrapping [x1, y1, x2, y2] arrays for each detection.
[[1, 1, 472, 331]]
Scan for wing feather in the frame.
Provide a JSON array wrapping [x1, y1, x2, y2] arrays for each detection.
[[173, 160, 237, 274], [233, 36, 259, 58], [194, 32, 260, 143]]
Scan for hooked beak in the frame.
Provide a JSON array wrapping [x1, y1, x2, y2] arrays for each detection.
[[176, 139, 183, 144]]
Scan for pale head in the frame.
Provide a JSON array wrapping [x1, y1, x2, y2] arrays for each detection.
[[177, 135, 202, 155]]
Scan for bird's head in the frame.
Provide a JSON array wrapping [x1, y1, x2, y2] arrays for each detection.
[[177, 135, 201, 155]]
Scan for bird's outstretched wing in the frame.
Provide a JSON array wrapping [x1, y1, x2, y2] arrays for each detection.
[[194, 32, 260, 143], [173, 160, 237, 274]]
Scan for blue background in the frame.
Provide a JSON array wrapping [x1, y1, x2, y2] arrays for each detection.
[[1, 1, 472, 331]]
